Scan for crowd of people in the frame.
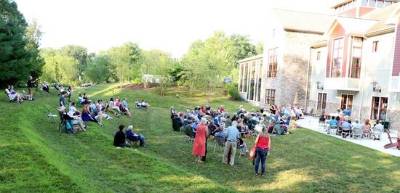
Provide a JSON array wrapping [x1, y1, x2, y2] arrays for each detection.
[[170, 104, 301, 176], [323, 114, 385, 140]]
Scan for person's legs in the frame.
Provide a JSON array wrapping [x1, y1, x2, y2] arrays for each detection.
[[254, 148, 261, 174], [229, 142, 237, 166], [201, 140, 207, 161], [223, 142, 230, 164], [261, 149, 268, 175], [139, 135, 145, 146]]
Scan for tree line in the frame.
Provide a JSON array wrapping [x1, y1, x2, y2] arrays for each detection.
[[0, 0, 263, 92]]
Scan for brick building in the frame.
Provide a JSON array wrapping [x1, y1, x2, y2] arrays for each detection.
[[238, 0, 400, 129], [238, 9, 333, 108], [308, 0, 400, 129]]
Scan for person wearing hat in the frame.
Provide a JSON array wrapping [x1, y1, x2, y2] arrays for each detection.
[[126, 125, 145, 147]]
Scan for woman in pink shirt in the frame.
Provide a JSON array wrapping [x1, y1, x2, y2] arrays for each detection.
[[254, 126, 271, 176]]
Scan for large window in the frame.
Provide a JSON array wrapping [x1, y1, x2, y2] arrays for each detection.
[[265, 89, 276, 105], [350, 37, 362, 78], [267, 48, 278, 78], [371, 97, 388, 120], [317, 93, 327, 111], [243, 64, 248, 92], [331, 38, 344, 77], [257, 78, 262, 102], [340, 94, 353, 110]]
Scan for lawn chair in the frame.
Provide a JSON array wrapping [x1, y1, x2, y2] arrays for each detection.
[[352, 127, 363, 139], [372, 126, 384, 140], [384, 130, 400, 149]]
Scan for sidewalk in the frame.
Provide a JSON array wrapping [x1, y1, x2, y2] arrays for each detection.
[[297, 116, 400, 157]]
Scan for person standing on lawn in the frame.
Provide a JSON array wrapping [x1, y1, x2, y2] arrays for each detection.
[[254, 126, 271, 176], [223, 121, 240, 166], [192, 118, 208, 163]]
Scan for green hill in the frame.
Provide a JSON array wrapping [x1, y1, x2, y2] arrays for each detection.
[[1, 84, 399, 193]]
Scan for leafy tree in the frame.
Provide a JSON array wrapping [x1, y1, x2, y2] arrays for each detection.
[[40, 48, 79, 85], [60, 45, 88, 81], [255, 42, 264, 55], [0, 0, 42, 87], [85, 54, 111, 83], [25, 20, 44, 78], [107, 42, 141, 83]]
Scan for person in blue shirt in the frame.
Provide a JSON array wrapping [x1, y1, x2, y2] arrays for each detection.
[[328, 117, 338, 128], [223, 121, 240, 166], [343, 108, 352, 117], [126, 125, 145, 147]]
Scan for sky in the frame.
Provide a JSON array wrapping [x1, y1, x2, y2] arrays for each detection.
[[15, 0, 336, 57]]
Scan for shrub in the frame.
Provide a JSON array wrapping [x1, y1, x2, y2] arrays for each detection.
[[226, 83, 242, 101]]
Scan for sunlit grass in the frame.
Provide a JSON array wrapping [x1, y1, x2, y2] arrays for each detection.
[[0, 84, 399, 193]]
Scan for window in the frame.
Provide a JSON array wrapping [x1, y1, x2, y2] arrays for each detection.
[[361, 0, 369, 6], [369, 0, 377, 7], [331, 38, 344, 77], [350, 37, 362, 78], [316, 51, 321, 61], [257, 78, 262, 102], [340, 94, 353, 110], [372, 41, 379, 52], [265, 89, 276, 105], [243, 64, 248, 92], [317, 93, 327, 111], [239, 64, 243, 92], [267, 48, 278, 78], [371, 97, 388, 120]]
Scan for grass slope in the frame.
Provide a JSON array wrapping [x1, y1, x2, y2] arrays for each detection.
[[0, 84, 399, 193]]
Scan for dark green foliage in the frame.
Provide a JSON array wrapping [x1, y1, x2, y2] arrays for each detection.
[[0, 0, 30, 87], [226, 83, 242, 101]]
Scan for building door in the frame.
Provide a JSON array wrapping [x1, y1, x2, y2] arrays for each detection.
[[340, 94, 353, 110], [371, 97, 388, 120], [317, 93, 327, 111]]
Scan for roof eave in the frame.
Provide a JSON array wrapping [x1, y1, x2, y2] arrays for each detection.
[[365, 27, 395, 37]]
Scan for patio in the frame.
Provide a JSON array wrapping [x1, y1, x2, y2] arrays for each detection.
[[297, 116, 400, 157]]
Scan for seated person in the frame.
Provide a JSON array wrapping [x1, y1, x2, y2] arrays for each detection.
[[67, 102, 86, 131], [363, 119, 372, 137], [107, 98, 121, 114], [372, 121, 384, 140], [118, 98, 131, 117], [238, 138, 248, 156], [77, 93, 85, 105], [81, 104, 102, 126], [114, 125, 126, 147], [341, 120, 352, 138], [5, 86, 23, 103], [328, 117, 338, 128], [42, 82, 50, 93], [125, 125, 145, 147]]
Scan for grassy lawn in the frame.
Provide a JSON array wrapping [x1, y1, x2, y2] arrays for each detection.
[[1, 84, 399, 193]]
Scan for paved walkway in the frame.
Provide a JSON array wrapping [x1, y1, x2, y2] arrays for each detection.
[[297, 116, 400, 157]]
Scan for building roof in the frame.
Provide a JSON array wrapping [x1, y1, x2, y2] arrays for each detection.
[[364, 3, 400, 36], [273, 9, 334, 34], [327, 17, 377, 36], [238, 54, 263, 63], [310, 40, 328, 48], [332, 0, 353, 9]]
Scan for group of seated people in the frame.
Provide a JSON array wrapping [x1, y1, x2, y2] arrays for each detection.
[[113, 125, 145, 147], [135, 99, 150, 109], [323, 114, 385, 140], [106, 97, 132, 117], [4, 85, 31, 103], [170, 104, 296, 153]]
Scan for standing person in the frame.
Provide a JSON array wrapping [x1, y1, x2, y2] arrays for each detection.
[[27, 75, 36, 100], [113, 125, 126, 147], [254, 126, 271, 176], [223, 121, 240, 166], [59, 91, 67, 107], [192, 118, 208, 163]]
